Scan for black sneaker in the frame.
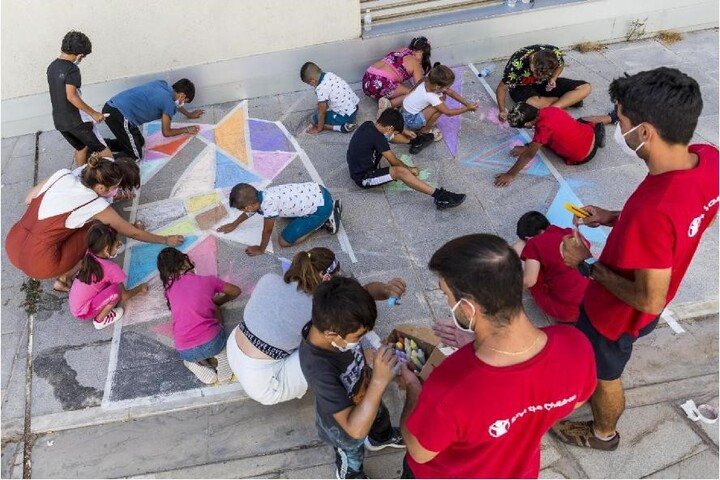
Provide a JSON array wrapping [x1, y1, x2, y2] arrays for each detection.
[[335, 469, 368, 479], [341, 122, 357, 133], [434, 189, 466, 210], [324, 199, 342, 234], [594, 123, 606, 148], [364, 427, 406, 451], [409, 133, 434, 154]]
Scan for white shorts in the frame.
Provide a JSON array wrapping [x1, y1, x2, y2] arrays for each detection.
[[226, 326, 308, 405]]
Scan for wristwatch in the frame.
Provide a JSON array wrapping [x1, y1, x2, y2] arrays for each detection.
[[578, 258, 598, 278]]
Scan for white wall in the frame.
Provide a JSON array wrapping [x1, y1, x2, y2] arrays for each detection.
[[0, 0, 360, 99], [1, 0, 717, 137]]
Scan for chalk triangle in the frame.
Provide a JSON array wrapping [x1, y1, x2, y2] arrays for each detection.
[[215, 149, 263, 188], [200, 129, 215, 143], [140, 158, 171, 185], [251, 151, 296, 181], [215, 106, 250, 166], [187, 235, 218, 276], [144, 150, 168, 161], [126, 235, 200, 288], [145, 121, 162, 137], [214, 213, 273, 253], [171, 146, 216, 198], [248, 119, 293, 152], [150, 136, 190, 156], [144, 131, 168, 150]]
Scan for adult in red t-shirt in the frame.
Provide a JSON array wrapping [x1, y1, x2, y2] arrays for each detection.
[[512, 211, 590, 323], [495, 103, 614, 187], [398, 234, 596, 478], [554, 67, 719, 452]]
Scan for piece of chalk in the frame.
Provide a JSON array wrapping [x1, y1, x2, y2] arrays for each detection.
[[387, 297, 402, 307], [563, 202, 590, 218]]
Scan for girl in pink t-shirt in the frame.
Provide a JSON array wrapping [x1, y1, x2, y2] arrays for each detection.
[[157, 247, 241, 385], [69, 224, 148, 329]]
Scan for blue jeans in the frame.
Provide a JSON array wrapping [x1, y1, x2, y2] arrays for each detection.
[[177, 329, 227, 363], [280, 186, 333, 244], [315, 401, 393, 478], [401, 110, 426, 130], [312, 107, 358, 126]]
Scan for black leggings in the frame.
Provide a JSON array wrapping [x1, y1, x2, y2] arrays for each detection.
[[102, 103, 145, 159]]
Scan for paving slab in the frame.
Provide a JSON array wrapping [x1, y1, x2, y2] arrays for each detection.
[[644, 449, 719, 479]]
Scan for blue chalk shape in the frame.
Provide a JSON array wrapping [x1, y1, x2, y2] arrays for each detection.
[[546, 183, 608, 247], [387, 297, 402, 307], [145, 122, 162, 136], [215, 150, 264, 188], [126, 235, 200, 288], [279, 257, 292, 273]]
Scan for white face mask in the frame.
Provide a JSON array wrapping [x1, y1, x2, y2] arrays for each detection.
[[73, 55, 83, 65], [384, 132, 395, 142], [175, 99, 185, 108], [614, 123, 645, 158], [451, 299, 476, 333], [331, 336, 360, 352]]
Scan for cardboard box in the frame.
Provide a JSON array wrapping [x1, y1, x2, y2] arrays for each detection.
[[386, 324, 456, 381]]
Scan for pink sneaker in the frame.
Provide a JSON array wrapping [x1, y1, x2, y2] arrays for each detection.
[[94, 307, 124, 330]]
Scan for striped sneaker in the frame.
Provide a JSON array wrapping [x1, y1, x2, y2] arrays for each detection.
[[94, 307, 124, 330], [214, 349, 234, 383], [183, 361, 218, 385]]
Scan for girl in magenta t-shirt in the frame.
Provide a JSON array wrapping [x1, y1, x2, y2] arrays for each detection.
[[512, 211, 590, 323], [157, 247, 241, 385], [69, 224, 148, 329]]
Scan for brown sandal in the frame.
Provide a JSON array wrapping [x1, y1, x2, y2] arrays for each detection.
[[551, 420, 620, 451]]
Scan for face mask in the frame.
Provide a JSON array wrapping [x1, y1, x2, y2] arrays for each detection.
[[451, 299, 476, 333], [614, 124, 645, 157], [175, 99, 185, 108], [102, 187, 119, 198], [331, 336, 360, 352], [384, 133, 394, 142], [73, 56, 83, 65]]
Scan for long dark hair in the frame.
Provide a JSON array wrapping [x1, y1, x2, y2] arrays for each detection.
[[284, 247, 337, 294], [76, 224, 118, 284], [157, 247, 195, 310], [409, 36, 432, 74]]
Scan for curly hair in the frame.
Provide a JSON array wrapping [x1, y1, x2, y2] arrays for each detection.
[[61, 31, 92, 56]]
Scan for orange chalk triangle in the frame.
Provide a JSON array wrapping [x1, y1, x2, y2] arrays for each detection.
[[149, 136, 189, 155]]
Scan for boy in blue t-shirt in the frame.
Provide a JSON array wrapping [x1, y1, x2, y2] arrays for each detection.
[[47, 31, 113, 166], [102, 79, 204, 159]]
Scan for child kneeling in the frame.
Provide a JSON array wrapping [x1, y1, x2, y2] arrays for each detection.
[[69, 224, 147, 329], [157, 247, 241, 384]]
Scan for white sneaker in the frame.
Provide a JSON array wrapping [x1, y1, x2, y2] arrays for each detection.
[[429, 127, 443, 142], [183, 360, 218, 385], [94, 307, 124, 330], [214, 349, 234, 383]]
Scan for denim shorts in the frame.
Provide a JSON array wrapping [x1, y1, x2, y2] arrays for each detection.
[[401, 110, 426, 130], [177, 328, 227, 363], [312, 107, 358, 126], [280, 186, 333, 244]]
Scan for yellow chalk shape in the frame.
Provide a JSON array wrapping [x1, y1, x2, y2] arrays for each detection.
[[186, 192, 220, 213], [215, 108, 250, 166], [157, 218, 199, 236]]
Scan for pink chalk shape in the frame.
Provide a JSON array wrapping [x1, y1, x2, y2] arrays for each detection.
[[436, 66, 465, 157], [187, 235, 218, 277], [122, 277, 169, 326], [200, 129, 215, 143], [251, 151, 296, 181], [144, 150, 168, 161], [151, 321, 175, 340], [144, 131, 168, 150]]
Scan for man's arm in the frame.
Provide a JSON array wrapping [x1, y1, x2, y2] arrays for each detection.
[[65, 84, 104, 123], [399, 366, 439, 464], [495, 82, 509, 121], [177, 105, 205, 119], [161, 113, 199, 137]]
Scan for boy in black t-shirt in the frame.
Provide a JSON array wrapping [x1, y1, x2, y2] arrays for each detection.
[[346, 109, 466, 210], [299, 277, 404, 479], [47, 31, 112, 166]]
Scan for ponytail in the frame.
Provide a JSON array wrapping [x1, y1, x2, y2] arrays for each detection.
[[81, 153, 123, 190], [409, 36, 432, 74], [76, 224, 118, 284], [284, 247, 336, 294]]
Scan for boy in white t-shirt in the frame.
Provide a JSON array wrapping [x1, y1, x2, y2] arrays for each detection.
[[301, 62, 360, 134], [401, 64, 478, 154]]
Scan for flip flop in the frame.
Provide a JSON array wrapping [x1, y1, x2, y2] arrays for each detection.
[[53, 279, 71, 293]]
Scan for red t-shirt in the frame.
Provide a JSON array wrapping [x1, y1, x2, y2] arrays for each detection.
[[585, 144, 719, 341], [521, 225, 590, 322], [533, 107, 594, 164], [405, 325, 596, 479]]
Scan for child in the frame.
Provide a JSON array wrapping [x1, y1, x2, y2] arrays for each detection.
[[511, 211, 590, 323], [400, 63, 478, 154], [495, 102, 613, 187], [217, 182, 342, 255], [347, 108, 466, 210], [47, 31, 112, 166], [299, 276, 404, 479], [73, 153, 141, 202], [301, 62, 360, 134], [157, 247, 241, 384], [69, 224, 147, 329], [102, 79, 204, 159]]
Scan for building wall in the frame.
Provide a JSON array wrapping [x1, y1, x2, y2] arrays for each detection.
[[1, 0, 717, 137]]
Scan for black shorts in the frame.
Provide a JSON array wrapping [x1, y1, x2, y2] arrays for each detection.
[[354, 167, 394, 189], [576, 305, 659, 381], [509, 78, 588, 103], [572, 120, 604, 166], [60, 122, 107, 152]]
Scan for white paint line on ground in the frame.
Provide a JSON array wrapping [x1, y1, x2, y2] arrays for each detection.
[[275, 120, 358, 263], [277, 92, 310, 124], [661, 309, 687, 334]]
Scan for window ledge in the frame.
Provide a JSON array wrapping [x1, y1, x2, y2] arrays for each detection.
[[362, 0, 588, 39]]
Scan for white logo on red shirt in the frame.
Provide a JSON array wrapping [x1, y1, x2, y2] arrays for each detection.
[[689, 196, 719, 238], [487, 394, 577, 438]]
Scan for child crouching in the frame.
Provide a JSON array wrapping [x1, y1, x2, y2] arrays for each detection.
[[157, 247, 241, 384], [69, 224, 148, 329]]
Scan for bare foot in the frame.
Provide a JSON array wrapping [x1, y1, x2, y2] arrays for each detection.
[[53, 279, 71, 293]]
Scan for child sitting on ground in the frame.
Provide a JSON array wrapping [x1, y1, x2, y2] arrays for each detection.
[[495, 102, 613, 187], [217, 182, 342, 255], [347, 108, 466, 210], [301, 62, 360, 134], [511, 211, 590, 323], [299, 276, 405, 479], [69, 224, 148, 329], [397, 63, 478, 154], [157, 247, 241, 384]]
